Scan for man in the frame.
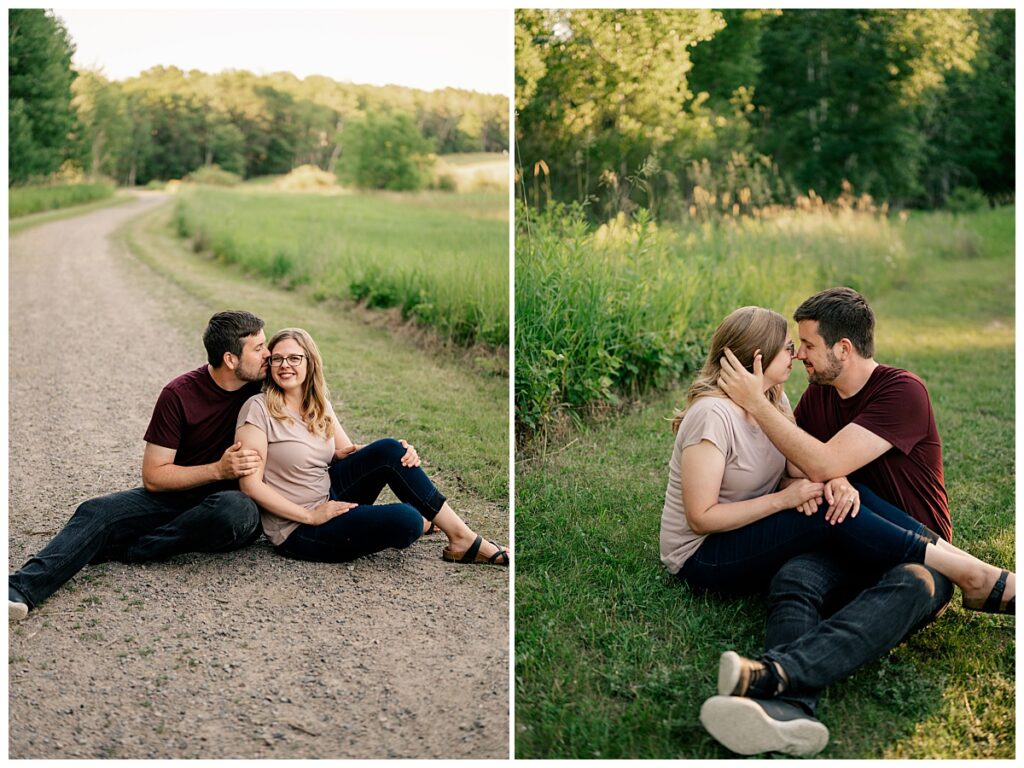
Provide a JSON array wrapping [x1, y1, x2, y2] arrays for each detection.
[[699, 287, 964, 756], [9, 310, 270, 621]]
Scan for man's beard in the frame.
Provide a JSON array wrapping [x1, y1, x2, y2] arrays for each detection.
[[807, 348, 842, 385], [236, 359, 266, 383]]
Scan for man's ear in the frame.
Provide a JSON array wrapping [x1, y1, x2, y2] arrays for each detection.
[[222, 351, 238, 371], [837, 338, 855, 360]]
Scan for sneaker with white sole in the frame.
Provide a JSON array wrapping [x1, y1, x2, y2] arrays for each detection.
[[9, 586, 29, 622], [9, 600, 28, 622], [700, 695, 829, 756]]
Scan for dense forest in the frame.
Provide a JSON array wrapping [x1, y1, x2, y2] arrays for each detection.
[[9, 9, 509, 188], [516, 9, 1014, 213]]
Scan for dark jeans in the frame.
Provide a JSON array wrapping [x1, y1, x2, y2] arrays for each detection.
[[9, 487, 261, 609], [679, 484, 939, 594], [764, 551, 952, 716], [276, 438, 446, 563]]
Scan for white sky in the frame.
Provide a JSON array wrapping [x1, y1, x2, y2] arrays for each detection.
[[53, 9, 511, 96]]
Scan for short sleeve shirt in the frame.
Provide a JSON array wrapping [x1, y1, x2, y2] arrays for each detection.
[[794, 365, 951, 541], [660, 396, 788, 574], [237, 394, 335, 545], [143, 366, 262, 490]]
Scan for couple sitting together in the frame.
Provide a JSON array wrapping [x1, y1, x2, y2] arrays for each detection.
[[660, 287, 1014, 757], [10, 311, 508, 621]]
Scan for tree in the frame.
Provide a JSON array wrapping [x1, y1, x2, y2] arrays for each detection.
[[515, 9, 726, 214], [338, 111, 433, 190], [8, 9, 77, 183]]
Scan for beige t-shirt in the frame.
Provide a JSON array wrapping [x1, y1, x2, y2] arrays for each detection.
[[659, 395, 788, 574], [237, 394, 336, 546]]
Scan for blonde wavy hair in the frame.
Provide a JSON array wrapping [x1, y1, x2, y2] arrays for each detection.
[[264, 328, 335, 440], [671, 306, 793, 433]]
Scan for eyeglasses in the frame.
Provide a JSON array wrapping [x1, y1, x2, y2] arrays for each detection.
[[269, 354, 306, 367]]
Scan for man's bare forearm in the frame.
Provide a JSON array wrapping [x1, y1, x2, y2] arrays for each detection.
[[142, 462, 222, 493], [747, 399, 836, 481]]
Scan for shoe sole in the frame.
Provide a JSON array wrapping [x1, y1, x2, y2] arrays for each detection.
[[9, 601, 28, 622], [700, 696, 829, 756], [717, 650, 743, 696]]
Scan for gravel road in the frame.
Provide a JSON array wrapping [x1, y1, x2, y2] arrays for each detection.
[[8, 194, 509, 758]]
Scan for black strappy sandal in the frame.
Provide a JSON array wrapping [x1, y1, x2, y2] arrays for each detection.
[[442, 534, 510, 567], [963, 569, 1015, 615]]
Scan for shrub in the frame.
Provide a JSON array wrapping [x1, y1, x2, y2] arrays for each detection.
[[337, 112, 433, 191], [946, 186, 988, 214], [273, 164, 339, 193], [183, 164, 241, 187]]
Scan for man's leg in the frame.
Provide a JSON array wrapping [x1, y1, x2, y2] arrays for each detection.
[[701, 552, 952, 755], [765, 551, 953, 716], [123, 491, 261, 562], [9, 488, 183, 610]]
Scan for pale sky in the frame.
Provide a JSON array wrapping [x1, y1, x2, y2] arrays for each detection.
[[53, 9, 511, 95]]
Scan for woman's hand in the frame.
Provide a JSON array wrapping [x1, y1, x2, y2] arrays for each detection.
[[780, 478, 824, 513], [398, 439, 420, 467], [823, 477, 860, 525], [311, 500, 358, 525]]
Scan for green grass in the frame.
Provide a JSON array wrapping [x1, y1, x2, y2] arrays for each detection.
[[117, 201, 509, 512], [514, 206, 1014, 758], [516, 202, 925, 438], [173, 186, 509, 348], [9, 181, 116, 218], [8, 192, 132, 235]]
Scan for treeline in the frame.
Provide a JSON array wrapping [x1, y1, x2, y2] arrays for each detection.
[[516, 9, 1013, 215], [10, 9, 509, 187]]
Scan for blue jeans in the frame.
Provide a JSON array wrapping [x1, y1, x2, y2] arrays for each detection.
[[9, 487, 261, 609], [275, 438, 446, 563], [679, 484, 939, 594]]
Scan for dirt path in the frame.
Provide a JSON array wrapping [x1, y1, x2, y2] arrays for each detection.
[[8, 194, 509, 759]]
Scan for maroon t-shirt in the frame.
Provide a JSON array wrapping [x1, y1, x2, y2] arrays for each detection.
[[143, 366, 262, 486], [794, 365, 952, 542]]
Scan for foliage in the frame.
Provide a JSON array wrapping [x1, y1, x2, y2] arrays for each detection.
[[516, 198, 918, 439], [183, 164, 241, 187], [9, 180, 115, 218], [174, 187, 508, 347], [515, 207, 1015, 758], [516, 9, 1013, 214], [337, 111, 433, 191], [8, 10, 77, 184], [945, 187, 988, 215], [69, 65, 508, 187]]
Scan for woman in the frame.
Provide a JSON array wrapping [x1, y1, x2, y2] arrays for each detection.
[[235, 328, 509, 566], [659, 306, 1013, 612]]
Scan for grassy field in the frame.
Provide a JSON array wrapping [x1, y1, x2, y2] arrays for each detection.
[[173, 185, 508, 348], [119, 200, 509, 509], [516, 201, 948, 437], [514, 206, 1014, 758], [9, 181, 116, 218]]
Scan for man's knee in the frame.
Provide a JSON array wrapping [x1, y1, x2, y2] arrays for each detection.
[[879, 562, 953, 623], [205, 492, 261, 546]]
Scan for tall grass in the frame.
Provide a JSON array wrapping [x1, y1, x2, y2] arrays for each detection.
[[9, 181, 115, 218], [174, 187, 509, 347], [515, 201, 915, 437]]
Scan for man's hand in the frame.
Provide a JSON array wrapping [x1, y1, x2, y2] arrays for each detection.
[[718, 348, 766, 413], [312, 500, 358, 525], [398, 439, 420, 467], [217, 441, 262, 480], [823, 477, 860, 524]]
